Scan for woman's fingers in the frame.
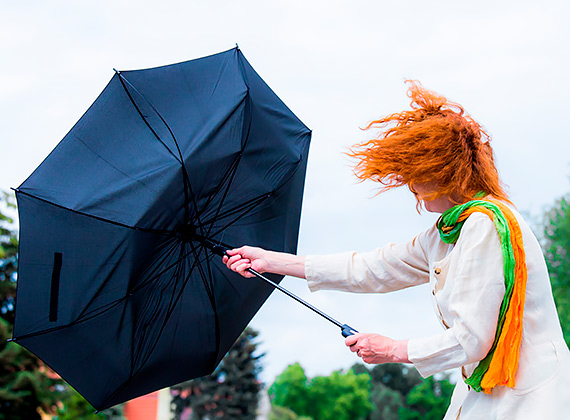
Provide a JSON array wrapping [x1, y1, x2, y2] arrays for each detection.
[[222, 249, 255, 278], [345, 333, 362, 349], [222, 246, 267, 278]]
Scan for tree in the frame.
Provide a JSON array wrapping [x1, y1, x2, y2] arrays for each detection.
[[0, 192, 17, 326], [542, 195, 570, 346], [398, 376, 454, 420], [171, 327, 263, 420], [368, 384, 403, 420], [350, 363, 421, 420], [307, 370, 372, 420], [269, 363, 373, 420], [268, 405, 312, 420], [268, 363, 309, 416], [369, 364, 422, 396], [0, 192, 64, 420], [53, 387, 124, 420]]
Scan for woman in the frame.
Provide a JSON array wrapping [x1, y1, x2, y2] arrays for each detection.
[[223, 81, 570, 418]]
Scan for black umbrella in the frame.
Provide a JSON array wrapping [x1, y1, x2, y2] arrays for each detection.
[[12, 47, 355, 411]]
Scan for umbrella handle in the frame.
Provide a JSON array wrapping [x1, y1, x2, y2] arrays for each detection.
[[341, 324, 358, 337]]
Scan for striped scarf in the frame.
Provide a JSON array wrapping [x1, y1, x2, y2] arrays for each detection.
[[436, 197, 527, 394]]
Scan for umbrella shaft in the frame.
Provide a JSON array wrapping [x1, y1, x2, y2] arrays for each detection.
[[194, 233, 357, 336], [246, 267, 344, 328]]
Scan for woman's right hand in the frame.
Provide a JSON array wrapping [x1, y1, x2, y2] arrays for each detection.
[[223, 246, 269, 278]]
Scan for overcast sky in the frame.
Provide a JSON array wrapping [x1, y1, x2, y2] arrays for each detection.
[[2, 0, 570, 386]]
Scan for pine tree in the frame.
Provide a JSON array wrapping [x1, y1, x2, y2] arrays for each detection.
[[171, 327, 263, 420], [0, 192, 17, 326]]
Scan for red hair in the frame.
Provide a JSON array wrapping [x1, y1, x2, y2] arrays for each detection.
[[349, 81, 510, 209]]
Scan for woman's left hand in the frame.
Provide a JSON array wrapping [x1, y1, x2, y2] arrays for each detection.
[[345, 333, 410, 364]]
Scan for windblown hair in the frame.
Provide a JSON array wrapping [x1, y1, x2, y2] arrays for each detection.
[[349, 80, 510, 209]]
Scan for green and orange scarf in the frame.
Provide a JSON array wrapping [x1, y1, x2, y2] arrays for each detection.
[[436, 197, 527, 394]]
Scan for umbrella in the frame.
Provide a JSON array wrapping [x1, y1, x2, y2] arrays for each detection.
[[12, 47, 354, 411]]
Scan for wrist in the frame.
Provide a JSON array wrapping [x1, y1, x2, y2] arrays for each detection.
[[391, 339, 410, 363], [265, 251, 306, 278]]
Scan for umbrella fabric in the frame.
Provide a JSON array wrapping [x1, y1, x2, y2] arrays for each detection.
[[13, 47, 311, 410]]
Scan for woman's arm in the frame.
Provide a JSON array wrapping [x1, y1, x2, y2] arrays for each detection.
[[224, 247, 412, 366], [224, 223, 438, 292], [223, 246, 306, 279]]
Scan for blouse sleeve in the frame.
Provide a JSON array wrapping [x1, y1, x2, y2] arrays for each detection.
[[304, 225, 440, 294], [407, 213, 506, 378]]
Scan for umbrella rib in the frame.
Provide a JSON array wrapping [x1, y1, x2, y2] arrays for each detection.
[[115, 71, 194, 225], [15, 189, 173, 236], [189, 243, 215, 302], [200, 153, 307, 238], [141, 244, 205, 360], [200, 192, 270, 227], [115, 71, 181, 164], [117, 238, 182, 338], [127, 239, 188, 295], [77, 237, 180, 323], [195, 153, 241, 223], [105, 247, 208, 410], [195, 91, 251, 225], [101, 253, 202, 407], [202, 193, 273, 240], [131, 243, 188, 372], [11, 297, 127, 341], [194, 243, 221, 364], [184, 92, 250, 236], [11, 240, 198, 342], [202, 156, 243, 241]]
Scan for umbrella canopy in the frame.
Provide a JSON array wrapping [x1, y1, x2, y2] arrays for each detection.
[[13, 47, 311, 410]]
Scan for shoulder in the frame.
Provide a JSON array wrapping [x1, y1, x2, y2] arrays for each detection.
[[463, 210, 495, 229], [457, 209, 501, 249], [415, 221, 452, 259]]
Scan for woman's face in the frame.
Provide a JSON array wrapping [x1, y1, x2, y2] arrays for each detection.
[[413, 182, 457, 214]]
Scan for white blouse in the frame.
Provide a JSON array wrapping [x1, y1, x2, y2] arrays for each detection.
[[305, 209, 570, 419]]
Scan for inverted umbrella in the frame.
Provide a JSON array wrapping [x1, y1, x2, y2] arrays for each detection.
[[12, 47, 354, 411]]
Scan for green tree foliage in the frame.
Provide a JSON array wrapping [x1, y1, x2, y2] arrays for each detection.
[[53, 387, 124, 420], [398, 376, 454, 420], [350, 363, 421, 420], [0, 192, 64, 420], [368, 383, 403, 420], [369, 364, 422, 396], [171, 327, 263, 420], [542, 196, 570, 346], [308, 370, 373, 420], [268, 363, 373, 420], [268, 363, 308, 416], [0, 192, 17, 326], [268, 405, 312, 420]]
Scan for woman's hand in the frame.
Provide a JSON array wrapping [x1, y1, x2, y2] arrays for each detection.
[[222, 247, 307, 279], [223, 246, 269, 278], [345, 333, 410, 364]]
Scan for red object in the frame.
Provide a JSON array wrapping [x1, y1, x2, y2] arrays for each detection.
[[123, 391, 159, 420]]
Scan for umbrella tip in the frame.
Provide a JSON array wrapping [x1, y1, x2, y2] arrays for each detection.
[[235, 43, 240, 51], [113, 68, 121, 75]]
